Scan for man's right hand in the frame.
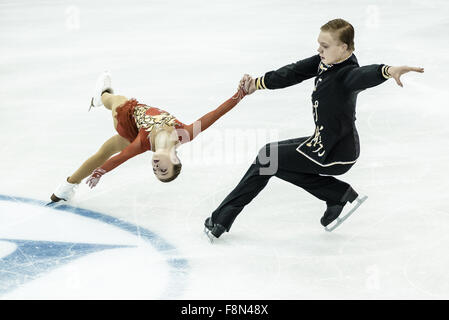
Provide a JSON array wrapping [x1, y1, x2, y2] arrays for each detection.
[[238, 74, 256, 95]]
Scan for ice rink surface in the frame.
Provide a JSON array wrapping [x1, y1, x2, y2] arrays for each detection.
[[1, 0, 449, 299]]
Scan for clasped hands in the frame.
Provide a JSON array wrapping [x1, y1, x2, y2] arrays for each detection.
[[237, 74, 257, 95]]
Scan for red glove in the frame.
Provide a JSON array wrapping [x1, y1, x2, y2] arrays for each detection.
[[86, 168, 107, 188]]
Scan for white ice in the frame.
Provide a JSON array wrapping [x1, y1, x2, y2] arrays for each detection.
[[1, 0, 449, 299]]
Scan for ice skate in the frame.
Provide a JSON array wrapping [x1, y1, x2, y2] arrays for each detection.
[[48, 178, 79, 204], [203, 217, 226, 243], [321, 187, 367, 232], [89, 71, 114, 111]]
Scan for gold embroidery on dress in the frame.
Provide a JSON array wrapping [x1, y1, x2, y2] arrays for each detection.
[[133, 105, 179, 133]]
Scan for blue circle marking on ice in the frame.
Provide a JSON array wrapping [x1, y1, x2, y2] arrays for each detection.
[[0, 194, 188, 299]]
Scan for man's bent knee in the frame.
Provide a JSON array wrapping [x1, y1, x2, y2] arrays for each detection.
[[256, 142, 279, 175]]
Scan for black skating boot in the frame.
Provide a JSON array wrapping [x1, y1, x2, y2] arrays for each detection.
[[204, 217, 226, 241], [320, 186, 359, 227]]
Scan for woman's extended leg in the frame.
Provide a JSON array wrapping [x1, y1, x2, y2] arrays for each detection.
[[101, 92, 128, 129], [67, 134, 130, 184]]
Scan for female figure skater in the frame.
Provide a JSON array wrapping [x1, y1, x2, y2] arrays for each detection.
[[204, 18, 424, 239], [50, 72, 246, 203]]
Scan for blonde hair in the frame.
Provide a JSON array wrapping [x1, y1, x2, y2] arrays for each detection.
[[321, 18, 355, 51]]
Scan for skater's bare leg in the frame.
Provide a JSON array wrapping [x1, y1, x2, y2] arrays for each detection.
[[101, 92, 128, 129], [68, 134, 130, 184], [101, 92, 127, 110]]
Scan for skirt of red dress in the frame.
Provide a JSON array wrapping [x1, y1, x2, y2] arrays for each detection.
[[115, 99, 140, 143]]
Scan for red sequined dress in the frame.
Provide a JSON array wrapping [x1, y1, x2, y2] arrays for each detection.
[[100, 90, 246, 173]]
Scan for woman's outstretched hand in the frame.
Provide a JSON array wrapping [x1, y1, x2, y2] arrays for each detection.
[[238, 74, 257, 94], [86, 167, 106, 188], [388, 66, 424, 87]]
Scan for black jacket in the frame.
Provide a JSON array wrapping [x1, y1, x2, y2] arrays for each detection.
[[256, 54, 389, 166]]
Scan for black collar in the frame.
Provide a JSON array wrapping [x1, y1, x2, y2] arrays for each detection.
[[318, 54, 359, 75]]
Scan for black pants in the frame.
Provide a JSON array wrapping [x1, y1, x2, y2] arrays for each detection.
[[211, 137, 355, 231]]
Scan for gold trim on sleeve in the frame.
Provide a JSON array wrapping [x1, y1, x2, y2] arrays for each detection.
[[256, 77, 261, 90], [382, 65, 392, 79], [256, 76, 266, 90], [261, 76, 267, 89]]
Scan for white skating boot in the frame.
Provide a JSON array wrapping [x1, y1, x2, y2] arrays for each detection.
[[89, 71, 114, 111], [50, 178, 79, 203]]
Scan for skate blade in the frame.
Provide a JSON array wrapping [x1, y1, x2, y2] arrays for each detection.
[[203, 227, 215, 243], [325, 195, 368, 232], [45, 200, 66, 208], [88, 97, 94, 112]]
